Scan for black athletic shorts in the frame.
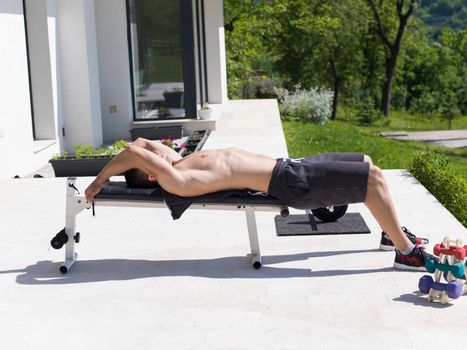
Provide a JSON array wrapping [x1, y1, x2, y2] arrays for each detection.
[[267, 153, 370, 209]]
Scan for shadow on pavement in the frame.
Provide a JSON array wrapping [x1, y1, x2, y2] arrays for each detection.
[[0, 248, 398, 285], [393, 291, 454, 308]]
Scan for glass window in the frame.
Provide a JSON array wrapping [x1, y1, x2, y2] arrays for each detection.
[[128, 0, 187, 120]]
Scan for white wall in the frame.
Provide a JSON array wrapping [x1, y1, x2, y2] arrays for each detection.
[[204, 0, 228, 104], [25, 0, 56, 140], [94, 0, 133, 143], [56, 0, 103, 149], [47, 0, 65, 151], [0, 0, 59, 179]]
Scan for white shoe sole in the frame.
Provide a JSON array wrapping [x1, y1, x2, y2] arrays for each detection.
[[379, 244, 395, 251], [380, 242, 427, 251], [393, 262, 426, 272]]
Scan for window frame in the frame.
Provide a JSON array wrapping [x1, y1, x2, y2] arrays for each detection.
[[22, 0, 36, 139], [125, 0, 198, 121]]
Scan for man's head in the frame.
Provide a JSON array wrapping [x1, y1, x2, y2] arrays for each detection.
[[124, 168, 159, 188]]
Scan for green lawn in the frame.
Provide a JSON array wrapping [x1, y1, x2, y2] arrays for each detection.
[[282, 113, 467, 180]]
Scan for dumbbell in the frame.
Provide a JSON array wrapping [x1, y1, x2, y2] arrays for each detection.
[[443, 261, 467, 281], [433, 244, 466, 260], [418, 275, 463, 299], [426, 258, 465, 279]]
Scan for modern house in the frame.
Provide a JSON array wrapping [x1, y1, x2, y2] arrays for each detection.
[[0, 0, 227, 179]]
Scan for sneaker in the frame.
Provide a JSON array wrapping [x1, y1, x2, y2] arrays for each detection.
[[393, 245, 437, 271], [379, 227, 429, 251]]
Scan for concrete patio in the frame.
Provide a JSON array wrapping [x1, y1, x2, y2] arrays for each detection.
[[0, 99, 466, 349]]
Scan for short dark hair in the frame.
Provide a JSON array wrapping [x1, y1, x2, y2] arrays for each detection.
[[124, 168, 159, 188]]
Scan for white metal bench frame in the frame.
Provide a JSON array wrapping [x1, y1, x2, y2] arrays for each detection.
[[59, 177, 290, 274]]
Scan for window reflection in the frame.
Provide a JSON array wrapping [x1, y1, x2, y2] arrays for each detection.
[[128, 0, 185, 119]]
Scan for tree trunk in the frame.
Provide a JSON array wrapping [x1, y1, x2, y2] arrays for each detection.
[[381, 54, 397, 116], [332, 78, 340, 121], [367, 0, 415, 117], [329, 57, 340, 120]]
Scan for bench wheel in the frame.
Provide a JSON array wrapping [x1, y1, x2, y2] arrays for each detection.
[[311, 205, 348, 222]]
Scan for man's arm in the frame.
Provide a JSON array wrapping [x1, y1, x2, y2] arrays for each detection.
[[85, 145, 183, 203], [132, 137, 182, 161]]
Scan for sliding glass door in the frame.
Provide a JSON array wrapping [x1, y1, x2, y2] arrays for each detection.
[[127, 0, 196, 120]]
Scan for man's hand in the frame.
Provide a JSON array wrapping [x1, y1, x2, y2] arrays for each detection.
[[85, 180, 103, 204]]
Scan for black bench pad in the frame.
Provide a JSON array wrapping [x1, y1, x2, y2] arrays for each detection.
[[96, 182, 287, 219]]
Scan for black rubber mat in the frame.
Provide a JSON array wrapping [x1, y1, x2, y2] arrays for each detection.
[[275, 213, 371, 236]]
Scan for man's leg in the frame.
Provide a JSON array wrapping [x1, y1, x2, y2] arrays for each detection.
[[309, 153, 408, 248], [364, 163, 412, 251]]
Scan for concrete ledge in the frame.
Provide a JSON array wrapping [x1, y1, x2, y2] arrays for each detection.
[[131, 104, 224, 135], [204, 99, 288, 158]]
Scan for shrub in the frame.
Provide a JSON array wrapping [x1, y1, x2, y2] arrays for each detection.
[[275, 84, 333, 125], [409, 150, 467, 227], [356, 96, 383, 125]]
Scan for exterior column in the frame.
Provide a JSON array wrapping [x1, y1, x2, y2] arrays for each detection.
[[25, 0, 56, 140], [203, 0, 228, 104], [56, 0, 102, 149]]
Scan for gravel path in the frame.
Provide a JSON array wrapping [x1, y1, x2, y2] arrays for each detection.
[[380, 130, 467, 148]]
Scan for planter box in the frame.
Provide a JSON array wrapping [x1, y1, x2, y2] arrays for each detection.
[[129, 125, 183, 141], [49, 157, 113, 177], [183, 130, 209, 153], [50, 129, 209, 176]]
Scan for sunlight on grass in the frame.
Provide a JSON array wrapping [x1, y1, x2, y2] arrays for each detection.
[[283, 118, 467, 180]]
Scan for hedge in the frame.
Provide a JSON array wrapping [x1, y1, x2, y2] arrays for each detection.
[[409, 150, 467, 227]]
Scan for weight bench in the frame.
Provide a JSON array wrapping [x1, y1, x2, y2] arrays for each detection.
[[51, 177, 347, 274]]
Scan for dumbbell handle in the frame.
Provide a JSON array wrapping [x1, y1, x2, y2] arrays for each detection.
[[430, 281, 463, 299], [426, 259, 465, 278], [432, 281, 447, 291]]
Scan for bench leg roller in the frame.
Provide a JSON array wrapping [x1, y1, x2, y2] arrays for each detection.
[[60, 252, 78, 274], [245, 206, 262, 269], [252, 255, 262, 269]]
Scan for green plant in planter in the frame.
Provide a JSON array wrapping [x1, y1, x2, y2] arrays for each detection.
[[161, 137, 178, 149], [80, 144, 96, 159], [111, 140, 129, 152], [51, 151, 68, 160], [52, 140, 128, 160]]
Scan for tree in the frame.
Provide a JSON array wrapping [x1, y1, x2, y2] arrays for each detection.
[[265, 0, 325, 86], [312, 0, 369, 120], [264, 0, 364, 119], [367, 0, 417, 116], [395, 26, 465, 126], [223, 0, 271, 98]]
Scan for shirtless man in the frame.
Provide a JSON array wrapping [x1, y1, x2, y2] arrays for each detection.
[[85, 137, 434, 271]]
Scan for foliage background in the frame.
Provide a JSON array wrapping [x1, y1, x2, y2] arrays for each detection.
[[224, 0, 467, 123]]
